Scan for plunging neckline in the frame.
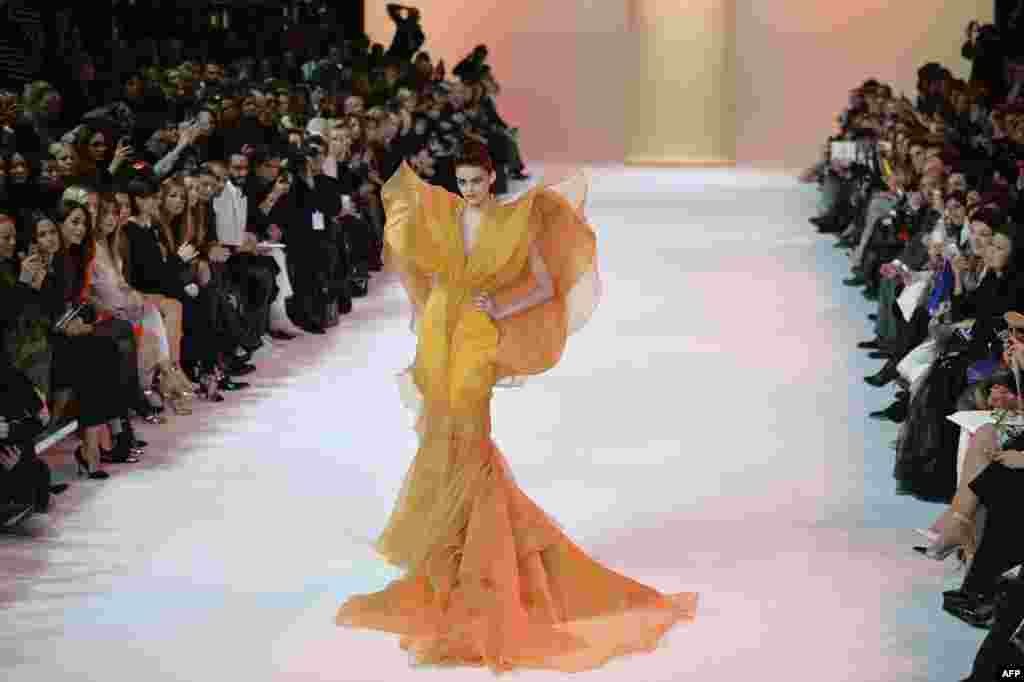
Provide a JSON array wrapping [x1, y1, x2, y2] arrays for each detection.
[[456, 202, 490, 263]]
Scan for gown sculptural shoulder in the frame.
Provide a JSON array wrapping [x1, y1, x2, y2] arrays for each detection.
[[336, 141, 697, 673]]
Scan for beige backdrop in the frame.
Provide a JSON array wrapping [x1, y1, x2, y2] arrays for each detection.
[[626, 0, 736, 166], [366, 1, 635, 165], [366, 1, 994, 168], [734, 0, 994, 169]]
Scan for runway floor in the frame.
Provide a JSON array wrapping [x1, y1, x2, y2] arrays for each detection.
[[0, 167, 985, 681]]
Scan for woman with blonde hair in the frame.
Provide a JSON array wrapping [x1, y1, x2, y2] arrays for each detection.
[[90, 193, 191, 415]]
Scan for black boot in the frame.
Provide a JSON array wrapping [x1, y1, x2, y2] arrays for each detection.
[[869, 397, 909, 422], [865, 361, 899, 387]]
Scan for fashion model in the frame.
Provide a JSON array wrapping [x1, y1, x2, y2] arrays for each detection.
[[336, 141, 697, 672]]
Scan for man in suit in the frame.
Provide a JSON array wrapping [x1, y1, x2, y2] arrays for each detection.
[[210, 152, 277, 362]]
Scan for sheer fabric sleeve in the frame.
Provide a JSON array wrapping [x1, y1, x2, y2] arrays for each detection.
[[491, 171, 602, 383], [381, 162, 451, 322]]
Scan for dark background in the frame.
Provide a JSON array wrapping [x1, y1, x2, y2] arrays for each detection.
[[1, 0, 366, 89]]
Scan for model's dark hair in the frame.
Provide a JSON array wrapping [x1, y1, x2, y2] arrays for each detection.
[[454, 139, 494, 174]]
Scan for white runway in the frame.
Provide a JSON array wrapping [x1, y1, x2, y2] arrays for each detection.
[[0, 167, 985, 681]]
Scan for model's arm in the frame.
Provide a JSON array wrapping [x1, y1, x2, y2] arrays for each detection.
[[493, 242, 554, 320]]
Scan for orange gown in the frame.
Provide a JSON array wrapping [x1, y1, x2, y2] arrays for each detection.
[[336, 163, 697, 673]]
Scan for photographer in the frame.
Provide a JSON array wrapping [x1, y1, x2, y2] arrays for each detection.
[[279, 137, 344, 334], [385, 4, 425, 62], [963, 21, 1009, 102]]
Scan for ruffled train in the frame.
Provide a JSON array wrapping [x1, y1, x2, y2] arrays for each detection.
[[336, 410, 697, 673]]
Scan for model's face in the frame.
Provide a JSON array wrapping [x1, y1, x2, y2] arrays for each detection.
[[987, 233, 1013, 272], [0, 219, 15, 259], [204, 64, 223, 82], [61, 207, 88, 246], [455, 165, 495, 207], [970, 220, 994, 255], [948, 173, 967, 193], [163, 186, 186, 216], [35, 219, 60, 255]]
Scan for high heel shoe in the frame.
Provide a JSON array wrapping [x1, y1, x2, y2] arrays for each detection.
[[74, 446, 110, 479], [101, 432, 141, 464], [914, 512, 975, 561], [156, 370, 193, 416], [199, 372, 224, 402], [121, 418, 147, 449], [171, 365, 199, 396]]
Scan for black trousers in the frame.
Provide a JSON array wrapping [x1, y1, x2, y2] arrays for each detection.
[[966, 578, 1024, 681], [962, 463, 1024, 596], [93, 318, 146, 408], [0, 442, 51, 512], [225, 253, 277, 343], [50, 333, 130, 428], [289, 237, 338, 327], [178, 286, 221, 375]]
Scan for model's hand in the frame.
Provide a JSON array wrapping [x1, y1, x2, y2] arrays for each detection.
[[473, 293, 497, 318], [993, 449, 1024, 469]]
